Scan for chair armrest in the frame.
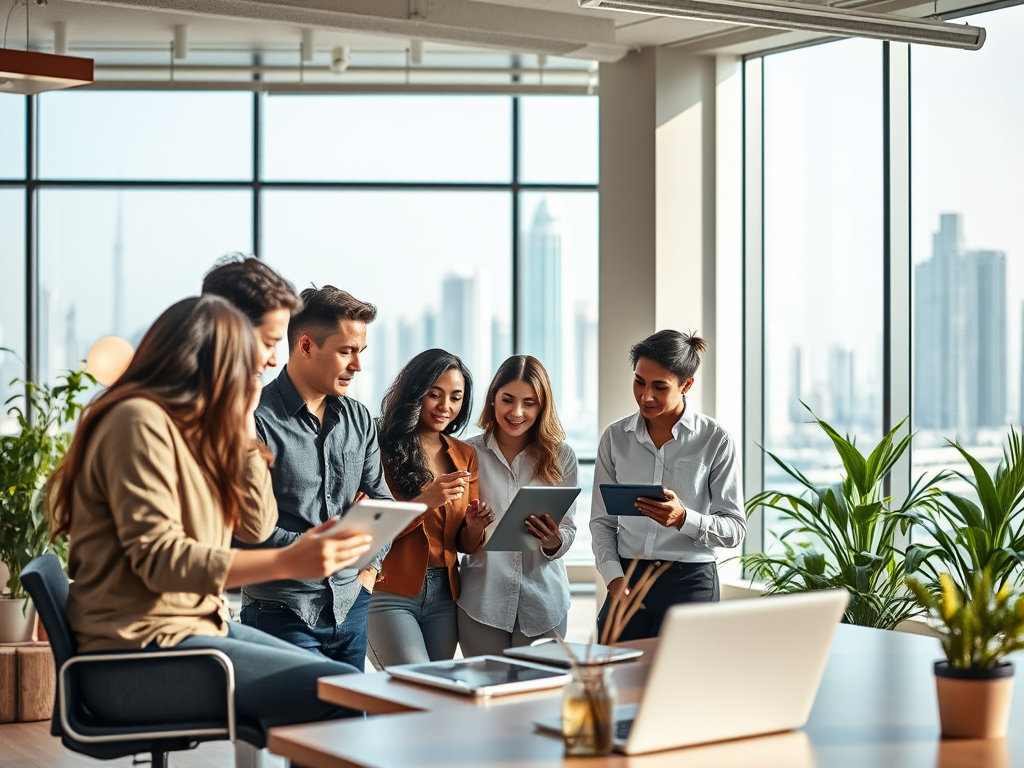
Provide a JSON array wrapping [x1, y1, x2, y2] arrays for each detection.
[[59, 648, 236, 745]]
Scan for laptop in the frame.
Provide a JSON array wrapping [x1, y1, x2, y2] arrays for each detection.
[[536, 589, 849, 754]]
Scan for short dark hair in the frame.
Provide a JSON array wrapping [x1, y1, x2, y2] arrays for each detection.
[[288, 285, 377, 349], [629, 330, 708, 382], [201, 254, 302, 325]]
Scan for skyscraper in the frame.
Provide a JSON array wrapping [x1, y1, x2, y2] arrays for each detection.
[[519, 198, 565, 400], [914, 214, 1007, 432], [439, 267, 490, 387]]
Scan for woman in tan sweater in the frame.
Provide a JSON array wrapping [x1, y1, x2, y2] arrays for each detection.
[[366, 349, 493, 667], [49, 295, 375, 732]]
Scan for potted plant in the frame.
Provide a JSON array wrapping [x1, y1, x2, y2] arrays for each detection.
[[742, 407, 944, 629], [0, 368, 91, 642], [907, 568, 1024, 738], [901, 430, 1024, 598]]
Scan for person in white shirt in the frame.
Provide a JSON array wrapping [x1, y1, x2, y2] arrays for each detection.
[[591, 330, 745, 641], [457, 355, 579, 656]]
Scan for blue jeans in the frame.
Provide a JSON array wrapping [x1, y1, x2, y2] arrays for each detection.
[[175, 621, 359, 734], [240, 586, 372, 671], [366, 567, 459, 669]]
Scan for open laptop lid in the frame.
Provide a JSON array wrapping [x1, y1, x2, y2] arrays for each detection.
[[623, 589, 849, 754]]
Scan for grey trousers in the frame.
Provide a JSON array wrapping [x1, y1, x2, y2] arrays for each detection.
[[175, 620, 359, 733], [366, 567, 459, 669], [456, 607, 569, 658]]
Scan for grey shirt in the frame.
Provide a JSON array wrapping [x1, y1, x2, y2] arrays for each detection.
[[241, 366, 392, 627]]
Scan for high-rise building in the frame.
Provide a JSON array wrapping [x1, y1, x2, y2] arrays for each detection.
[[439, 267, 490, 387], [112, 195, 126, 338], [914, 214, 1007, 432], [828, 345, 855, 430], [519, 198, 564, 400]]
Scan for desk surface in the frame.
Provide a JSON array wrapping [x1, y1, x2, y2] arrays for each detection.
[[268, 625, 1022, 768]]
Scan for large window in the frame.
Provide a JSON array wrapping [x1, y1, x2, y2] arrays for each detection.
[[747, 6, 1024, 561], [3, 89, 598, 560], [911, 6, 1024, 487], [760, 39, 884, 548]]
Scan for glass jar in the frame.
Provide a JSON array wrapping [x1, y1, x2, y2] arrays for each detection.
[[561, 664, 616, 757]]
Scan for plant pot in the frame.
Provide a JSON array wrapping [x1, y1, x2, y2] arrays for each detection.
[[934, 661, 1014, 739], [562, 665, 616, 756], [0, 596, 38, 644]]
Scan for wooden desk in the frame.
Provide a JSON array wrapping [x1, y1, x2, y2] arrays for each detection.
[[268, 626, 1023, 768]]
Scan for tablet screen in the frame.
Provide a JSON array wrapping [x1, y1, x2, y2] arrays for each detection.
[[401, 658, 564, 688]]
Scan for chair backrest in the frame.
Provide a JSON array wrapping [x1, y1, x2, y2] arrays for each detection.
[[21, 553, 77, 666], [21, 553, 78, 738]]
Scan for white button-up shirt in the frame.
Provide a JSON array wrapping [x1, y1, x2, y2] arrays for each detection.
[[590, 404, 745, 586], [457, 433, 578, 636]]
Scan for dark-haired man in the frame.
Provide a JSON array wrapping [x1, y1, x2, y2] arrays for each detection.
[[240, 285, 392, 670], [201, 255, 303, 374]]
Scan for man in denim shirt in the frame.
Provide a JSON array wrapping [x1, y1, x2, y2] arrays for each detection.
[[241, 286, 392, 670]]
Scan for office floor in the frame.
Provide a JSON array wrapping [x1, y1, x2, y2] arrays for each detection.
[[0, 591, 599, 768]]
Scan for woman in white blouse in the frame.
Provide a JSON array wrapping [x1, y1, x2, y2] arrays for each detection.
[[590, 330, 745, 642], [457, 355, 578, 656]]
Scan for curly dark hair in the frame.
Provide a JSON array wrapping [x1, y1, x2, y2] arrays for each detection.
[[378, 349, 473, 500]]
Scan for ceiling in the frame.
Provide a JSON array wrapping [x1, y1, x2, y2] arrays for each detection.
[[3, 0, 1010, 68]]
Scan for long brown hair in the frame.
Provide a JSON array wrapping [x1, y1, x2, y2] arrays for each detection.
[[49, 296, 260, 539], [478, 355, 565, 485]]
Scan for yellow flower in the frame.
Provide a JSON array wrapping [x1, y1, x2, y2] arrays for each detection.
[[939, 573, 959, 622]]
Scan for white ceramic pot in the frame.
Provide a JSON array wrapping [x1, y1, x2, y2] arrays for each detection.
[[0, 596, 38, 644]]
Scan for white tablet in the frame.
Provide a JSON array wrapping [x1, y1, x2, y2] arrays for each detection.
[[385, 656, 572, 697], [504, 641, 644, 667], [320, 499, 427, 571], [483, 486, 581, 552]]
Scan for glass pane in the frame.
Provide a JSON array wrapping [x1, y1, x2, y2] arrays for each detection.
[[565, 461, 595, 564], [262, 95, 511, 183], [38, 92, 253, 180], [0, 97, 25, 179], [911, 5, 1024, 487], [518, 191, 598, 459], [519, 96, 598, 185], [762, 39, 884, 548], [39, 189, 252, 387], [0, 190, 25, 433], [262, 190, 512, 424]]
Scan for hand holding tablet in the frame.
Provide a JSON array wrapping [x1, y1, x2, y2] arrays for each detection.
[[599, 484, 669, 516], [483, 486, 581, 552], [318, 499, 428, 571]]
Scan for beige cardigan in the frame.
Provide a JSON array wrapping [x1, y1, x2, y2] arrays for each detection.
[[66, 398, 277, 653]]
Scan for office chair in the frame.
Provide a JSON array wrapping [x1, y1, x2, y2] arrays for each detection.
[[21, 553, 266, 767]]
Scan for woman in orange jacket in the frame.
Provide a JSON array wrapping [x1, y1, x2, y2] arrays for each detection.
[[367, 349, 493, 667]]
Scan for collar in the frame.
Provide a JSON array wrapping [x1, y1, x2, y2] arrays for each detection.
[[625, 398, 695, 442], [277, 366, 339, 419], [482, 431, 522, 472]]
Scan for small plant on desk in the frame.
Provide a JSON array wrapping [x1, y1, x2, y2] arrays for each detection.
[[907, 568, 1024, 739], [557, 558, 670, 757]]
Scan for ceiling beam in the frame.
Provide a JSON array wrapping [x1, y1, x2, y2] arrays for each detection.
[[63, 0, 633, 61]]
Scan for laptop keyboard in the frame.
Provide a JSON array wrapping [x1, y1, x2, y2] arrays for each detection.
[[615, 718, 635, 740]]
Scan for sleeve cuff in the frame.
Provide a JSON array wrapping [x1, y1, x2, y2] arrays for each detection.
[[206, 547, 234, 594], [679, 509, 704, 540], [598, 560, 626, 586]]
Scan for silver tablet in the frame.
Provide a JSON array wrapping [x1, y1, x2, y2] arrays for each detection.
[[385, 656, 572, 697], [320, 499, 427, 571], [483, 486, 581, 552], [504, 641, 644, 667]]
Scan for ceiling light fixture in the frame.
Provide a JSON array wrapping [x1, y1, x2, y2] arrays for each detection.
[[0, 0, 93, 95], [579, 0, 985, 50]]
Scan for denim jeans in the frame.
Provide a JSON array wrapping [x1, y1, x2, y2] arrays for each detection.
[[366, 567, 459, 669], [240, 586, 372, 671], [174, 621, 359, 734]]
